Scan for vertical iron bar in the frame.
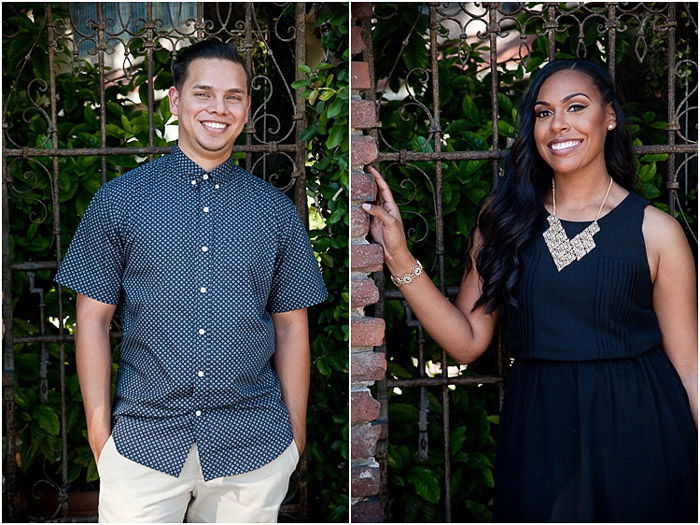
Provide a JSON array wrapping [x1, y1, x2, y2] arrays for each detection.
[[146, 3, 155, 161], [47, 3, 69, 517], [489, 5, 499, 185], [547, 4, 557, 61], [97, 3, 107, 184], [428, 5, 450, 521], [416, 321, 429, 462], [244, 4, 253, 174], [196, 3, 205, 41], [2, 70, 17, 525], [606, 3, 616, 79], [294, 3, 308, 222], [666, 4, 678, 214]]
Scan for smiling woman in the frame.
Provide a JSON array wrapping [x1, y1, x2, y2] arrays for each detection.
[[361, 59, 697, 522]]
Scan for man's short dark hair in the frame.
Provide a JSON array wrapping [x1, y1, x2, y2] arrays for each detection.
[[172, 39, 251, 93]]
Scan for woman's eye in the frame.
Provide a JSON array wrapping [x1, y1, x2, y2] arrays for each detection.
[[535, 109, 551, 118], [568, 103, 586, 112]]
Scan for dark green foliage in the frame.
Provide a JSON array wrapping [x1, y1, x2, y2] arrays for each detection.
[[372, 3, 696, 522], [4, 3, 347, 521]]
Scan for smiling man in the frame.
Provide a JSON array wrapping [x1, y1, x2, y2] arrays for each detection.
[[55, 40, 327, 523]]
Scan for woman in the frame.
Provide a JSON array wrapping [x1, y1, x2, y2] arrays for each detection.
[[361, 59, 697, 522]]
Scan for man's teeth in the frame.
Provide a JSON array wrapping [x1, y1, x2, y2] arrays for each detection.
[[551, 140, 581, 151], [202, 122, 227, 129]]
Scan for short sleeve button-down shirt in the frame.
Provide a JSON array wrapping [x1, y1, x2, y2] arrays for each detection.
[[55, 144, 328, 480]]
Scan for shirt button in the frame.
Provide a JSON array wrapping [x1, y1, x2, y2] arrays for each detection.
[[197, 371, 205, 377], [203, 206, 209, 213], [198, 328, 206, 335], [195, 410, 202, 417], [191, 180, 197, 185], [214, 184, 220, 189], [202, 174, 209, 180], [200, 287, 207, 293], [201, 246, 208, 252]]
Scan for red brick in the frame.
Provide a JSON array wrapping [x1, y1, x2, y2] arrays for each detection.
[[351, 278, 379, 308], [351, 464, 380, 498], [352, 390, 381, 423], [351, 423, 382, 459], [351, 351, 386, 382], [352, 3, 373, 22], [351, 499, 383, 523], [351, 134, 378, 167], [351, 61, 371, 91], [351, 100, 377, 129], [351, 243, 383, 272], [351, 317, 385, 347], [351, 171, 376, 201], [351, 26, 365, 57], [351, 204, 370, 238]]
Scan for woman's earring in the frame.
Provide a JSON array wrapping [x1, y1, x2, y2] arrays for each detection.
[[607, 123, 615, 130]]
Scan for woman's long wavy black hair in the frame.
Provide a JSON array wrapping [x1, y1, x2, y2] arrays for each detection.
[[465, 59, 638, 314]]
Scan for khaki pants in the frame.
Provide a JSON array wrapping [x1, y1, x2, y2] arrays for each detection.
[[97, 436, 299, 523]]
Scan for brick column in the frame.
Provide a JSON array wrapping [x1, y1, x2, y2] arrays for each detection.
[[350, 3, 386, 522]]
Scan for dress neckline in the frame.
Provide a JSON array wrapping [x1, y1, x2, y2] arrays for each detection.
[[543, 191, 632, 224]]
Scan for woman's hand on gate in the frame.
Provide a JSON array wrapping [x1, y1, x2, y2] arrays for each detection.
[[361, 167, 415, 272]]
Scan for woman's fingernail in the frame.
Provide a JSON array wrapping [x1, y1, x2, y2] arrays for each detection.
[[361, 203, 371, 211]]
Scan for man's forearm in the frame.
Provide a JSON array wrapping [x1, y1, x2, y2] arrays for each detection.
[[272, 309, 310, 453], [75, 295, 116, 459]]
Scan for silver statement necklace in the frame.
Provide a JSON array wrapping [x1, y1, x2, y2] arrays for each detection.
[[542, 176, 613, 272]]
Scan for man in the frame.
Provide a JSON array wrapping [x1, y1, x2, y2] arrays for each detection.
[[55, 40, 327, 523]]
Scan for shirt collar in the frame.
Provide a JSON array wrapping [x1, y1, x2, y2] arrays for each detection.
[[168, 143, 241, 184]]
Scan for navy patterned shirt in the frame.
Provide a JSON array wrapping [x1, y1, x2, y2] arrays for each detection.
[[55, 144, 327, 480]]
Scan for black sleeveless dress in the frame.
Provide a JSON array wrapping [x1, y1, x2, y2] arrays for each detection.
[[494, 192, 697, 522]]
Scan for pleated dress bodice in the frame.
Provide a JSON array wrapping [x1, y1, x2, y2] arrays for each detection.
[[506, 191, 662, 361]]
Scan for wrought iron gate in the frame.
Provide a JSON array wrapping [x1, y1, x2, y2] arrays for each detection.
[[3, 3, 312, 521], [367, 3, 697, 521]]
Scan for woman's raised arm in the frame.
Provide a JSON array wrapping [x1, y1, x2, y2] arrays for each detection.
[[361, 167, 497, 364]]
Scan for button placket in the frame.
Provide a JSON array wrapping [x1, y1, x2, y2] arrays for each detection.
[[194, 176, 214, 420]]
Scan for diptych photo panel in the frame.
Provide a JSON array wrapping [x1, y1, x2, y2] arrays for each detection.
[[2, 2, 698, 524]]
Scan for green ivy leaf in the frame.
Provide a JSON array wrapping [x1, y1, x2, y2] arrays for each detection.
[[33, 404, 60, 436], [408, 466, 441, 503]]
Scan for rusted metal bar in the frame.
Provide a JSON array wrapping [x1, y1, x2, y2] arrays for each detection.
[[46, 3, 69, 518], [388, 375, 503, 388], [244, 4, 254, 173], [4, 143, 299, 158], [196, 3, 205, 41], [294, 3, 308, 224], [606, 3, 617, 78], [97, 3, 108, 185], [428, 4, 451, 520], [2, 43, 17, 524], [9, 142, 692, 161], [489, 4, 499, 186], [377, 143, 697, 163], [14, 333, 122, 344], [12, 261, 58, 270], [146, 3, 156, 161], [666, 4, 678, 214], [546, 4, 557, 60]]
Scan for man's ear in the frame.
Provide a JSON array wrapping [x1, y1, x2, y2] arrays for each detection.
[[168, 86, 180, 116]]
